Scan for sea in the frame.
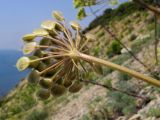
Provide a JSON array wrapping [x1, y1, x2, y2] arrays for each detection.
[[0, 50, 28, 98]]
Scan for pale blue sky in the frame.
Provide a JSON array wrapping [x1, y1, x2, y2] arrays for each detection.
[[0, 0, 127, 50]]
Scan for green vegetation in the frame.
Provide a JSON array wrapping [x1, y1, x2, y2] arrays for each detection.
[[85, 2, 145, 32], [82, 115, 91, 120], [25, 109, 48, 120], [118, 72, 131, 81], [111, 54, 131, 65], [106, 41, 122, 58], [0, 84, 37, 119], [147, 108, 160, 118], [131, 34, 153, 54], [106, 91, 136, 116], [92, 46, 100, 56]]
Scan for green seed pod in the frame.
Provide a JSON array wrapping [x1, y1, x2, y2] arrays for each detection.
[[33, 28, 49, 36], [63, 78, 72, 88], [44, 68, 56, 77], [39, 78, 52, 89], [16, 57, 30, 71], [56, 78, 63, 85], [27, 69, 40, 84], [37, 88, 50, 100], [51, 84, 66, 96], [42, 54, 53, 65], [70, 21, 81, 30], [39, 38, 51, 46], [39, 38, 51, 50], [36, 62, 47, 72], [28, 56, 40, 68], [22, 33, 36, 42], [34, 49, 44, 58], [68, 81, 83, 93], [54, 22, 64, 31], [52, 11, 65, 21]]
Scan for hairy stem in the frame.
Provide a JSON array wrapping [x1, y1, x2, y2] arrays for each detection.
[[77, 52, 160, 87]]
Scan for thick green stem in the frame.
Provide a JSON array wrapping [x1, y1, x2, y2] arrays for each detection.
[[78, 52, 160, 88]]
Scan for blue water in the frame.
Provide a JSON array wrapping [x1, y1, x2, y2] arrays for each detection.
[[0, 50, 28, 98]]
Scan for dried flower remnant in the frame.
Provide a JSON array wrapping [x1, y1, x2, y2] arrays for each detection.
[[17, 10, 160, 100]]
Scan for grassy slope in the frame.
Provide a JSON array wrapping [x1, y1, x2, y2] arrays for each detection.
[[1, 2, 160, 120]]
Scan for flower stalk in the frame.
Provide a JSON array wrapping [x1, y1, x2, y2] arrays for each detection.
[[77, 52, 160, 87]]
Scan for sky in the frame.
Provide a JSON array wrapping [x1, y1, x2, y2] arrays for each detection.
[[0, 0, 127, 50]]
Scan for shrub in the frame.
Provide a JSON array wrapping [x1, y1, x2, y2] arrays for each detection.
[[118, 72, 131, 81], [131, 35, 152, 53], [106, 91, 136, 116], [20, 85, 37, 110], [103, 68, 113, 75], [106, 41, 122, 58], [147, 108, 160, 118], [117, 71, 135, 92]]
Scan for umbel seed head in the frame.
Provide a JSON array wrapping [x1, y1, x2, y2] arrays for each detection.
[[16, 10, 100, 100]]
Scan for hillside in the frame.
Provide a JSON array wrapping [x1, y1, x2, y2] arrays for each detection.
[[1, 2, 160, 120]]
